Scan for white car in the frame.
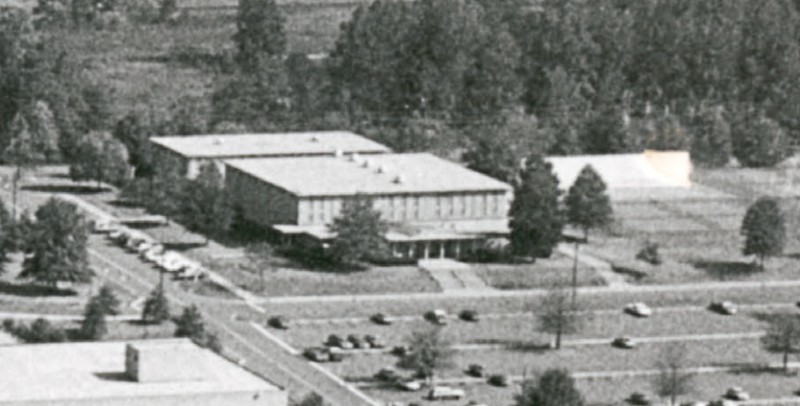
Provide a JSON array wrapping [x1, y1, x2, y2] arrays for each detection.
[[427, 386, 465, 401], [624, 302, 653, 317], [724, 387, 749, 401], [398, 380, 423, 392], [92, 220, 117, 234], [710, 301, 738, 315], [142, 249, 164, 264]]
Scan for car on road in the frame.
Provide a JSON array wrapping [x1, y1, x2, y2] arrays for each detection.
[[267, 316, 290, 330], [466, 364, 484, 377], [303, 347, 330, 362], [459, 309, 479, 322], [375, 367, 401, 382], [628, 392, 651, 405], [427, 386, 465, 401], [371, 312, 393, 325], [487, 374, 509, 387], [624, 302, 653, 317], [347, 334, 368, 349], [108, 229, 128, 245], [92, 220, 117, 234], [392, 345, 409, 357], [612, 336, 637, 349], [364, 334, 385, 349], [724, 387, 749, 401], [709, 301, 738, 315], [425, 309, 448, 325], [326, 334, 354, 350], [679, 402, 709, 406], [398, 380, 423, 392]]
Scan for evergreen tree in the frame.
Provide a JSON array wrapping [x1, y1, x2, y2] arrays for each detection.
[[689, 105, 732, 167], [142, 285, 171, 324], [180, 163, 232, 242], [80, 299, 108, 341], [741, 197, 785, 271], [0, 200, 14, 274], [175, 305, 206, 341], [3, 113, 45, 219], [210, 59, 291, 131], [509, 155, 564, 258], [70, 131, 131, 188], [515, 368, 585, 406], [581, 107, 639, 154], [234, 0, 286, 70], [731, 111, 790, 168], [20, 198, 92, 287], [328, 195, 388, 266], [94, 284, 120, 316]]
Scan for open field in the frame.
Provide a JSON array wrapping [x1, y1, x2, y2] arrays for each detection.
[[473, 258, 605, 290]]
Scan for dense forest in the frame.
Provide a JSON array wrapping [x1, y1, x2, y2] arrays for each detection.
[[2, 0, 800, 182]]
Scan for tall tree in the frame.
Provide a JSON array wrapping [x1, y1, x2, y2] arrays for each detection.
[[509, 154, 564, 258], [3, 113, 45, 219], [328, 195, 388, 266], [69, 131, 131, 188], [689, 104, 732, 167], [245, 241, 274, 292], [142, 285, 170, 324], [537, 283, 580, 350], [565, 165, 612, 304], [731, 111, 790, 168], [396, 326, 454, 383], [234, 0, 286, 70], [0, 199, 13, 274], [93, 284, 120, 316], [514, 368, 584, 406], [210, 59, 291, 131], [180, 163, 232, 242], [761, 313, 800, 373], [652, 343, 694, 406], [175, 304, 222, 353], [741, 197, 785, 271], [80, 299, 108, 340], [19, 198, 92, 287]]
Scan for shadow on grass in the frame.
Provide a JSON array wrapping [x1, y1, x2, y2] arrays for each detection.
[[94, 372, 131, 382], [471, 338, 551, 353], [713, 362, 795, 376], [0, 281, 77, 297], [692, 260, 759, 280], [611, 265, 647, 282], [21, 184, 109, 195]]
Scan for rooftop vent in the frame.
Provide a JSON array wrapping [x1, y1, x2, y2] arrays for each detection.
[[212, 137, 223, 145], [310, 135, 320, 142], [376, 165, 386, 174], [361, 159, 372, 168], [393, 175, 405, 184], [334, 148, 344, 158], [125, 340, 207, 383]]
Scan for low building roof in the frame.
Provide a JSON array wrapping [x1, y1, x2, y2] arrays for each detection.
[[150, 131, 391, 159], [225, 153, 512, 197], [0, 339, 282, 403]]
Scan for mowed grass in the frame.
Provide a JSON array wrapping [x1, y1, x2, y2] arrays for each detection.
[[473, 256, 606, 290]]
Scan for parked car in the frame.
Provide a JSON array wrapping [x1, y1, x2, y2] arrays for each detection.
[[347, 334, 368, 349], [326, 334, 354, 350], [624, 302, 653, 317], [364, 334, 385, 349], [303, 347, 330, 362], [724, 387, 749, 401], [628, 392, 651, 405], [92, 220, 117, 234], [612, 336, 637, 349], [375, 367, 401, 382], [108, 229, 128, 245], [427, 386, 465, 401], [487, 374, 509, 387], [267, 316, 290, 330], [142, 248, 164, 264], [708, 400, 737, 406], [398, 380, 423, 392], [425, 309, 448, 325], [466, 364, 484, 377], [391, 345, 409, 357], [371, 312, 393, 325], [710, 301, 738, 315], [680, 402, 710, 406], [459, 309, 479, 322], [465, 402, 489, 406]]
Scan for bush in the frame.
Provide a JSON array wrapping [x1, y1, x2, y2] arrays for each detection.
[[142, 286, 170, 324], [6, 318, 68, 343], [636, 240, 662, 265], [487, 373, 509, 387]]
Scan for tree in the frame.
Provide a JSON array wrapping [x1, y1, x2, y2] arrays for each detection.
[[689, 105, 732, 168], [159, 0, 178, 22], [397, 326, 454, 383], [652, 343, 694, 406], [761, 313, 800, 373], [180, 163, 232, 242], [234, 0, 286, 70], [564, 165, 613, 304], [732, 112, 790, 168], [581, 107, 640, 154], [142, 285, 171, 324], [537, 283, 580, 350], [639, 109, 691, 151], [514, 368, 584, 406], [3, 113, 45, 219], [328, 196, 388, 266], [0, 200, 15, 274], [741, 197, 785, 271], [509, 154, 564, 258], [20, 198, 92, 287], [175, 304, 222, 352], [70, 131, 131, 188], [80, 299, 108, 340], [245, 241, 273, 292], [94, 284, 120, 316]]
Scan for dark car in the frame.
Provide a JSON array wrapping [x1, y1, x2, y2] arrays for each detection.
[[364, 334, 385, 349], [612, 337, 637, 349], [326, 334, 354, 350], [347, 334, 369, 349], [628, 392, 651, 405], [466, 364, 484, 377], [709, 301, 738, 315], [371, 313, 393, 325], [424, 309, 448, 325], [267, 316, 290, 330], [303, 347, 330, 362], [459, 310, 479, 322]]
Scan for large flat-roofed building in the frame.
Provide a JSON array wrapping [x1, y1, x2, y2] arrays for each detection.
[[225, 153, 513, 259], [149, 131, 391, 178], [0, 339, 287, 406]]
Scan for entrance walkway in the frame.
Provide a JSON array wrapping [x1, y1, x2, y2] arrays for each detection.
[[418, 259, 491, 292], [556, 243, 629, 288]]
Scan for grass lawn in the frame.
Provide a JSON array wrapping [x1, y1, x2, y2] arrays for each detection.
[[473, 255, 606, 290]]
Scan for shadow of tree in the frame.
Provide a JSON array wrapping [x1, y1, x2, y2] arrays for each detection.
[[0, 281, 77, 297], [21, 184, 108, 195], [692, 260, 759, 280]]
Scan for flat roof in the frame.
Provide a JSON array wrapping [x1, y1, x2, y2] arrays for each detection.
[[149, 131, 391, 159], [226, 153, 512, 197], [545, 151, 691, 190], [0, 339, 282, 403]]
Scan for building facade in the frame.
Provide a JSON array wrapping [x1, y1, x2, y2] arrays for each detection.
[[225, 153, 513, 259]]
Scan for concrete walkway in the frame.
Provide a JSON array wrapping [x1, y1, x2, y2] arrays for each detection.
[[556, 242, 629, 288], [418, 259, 491, 292]]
